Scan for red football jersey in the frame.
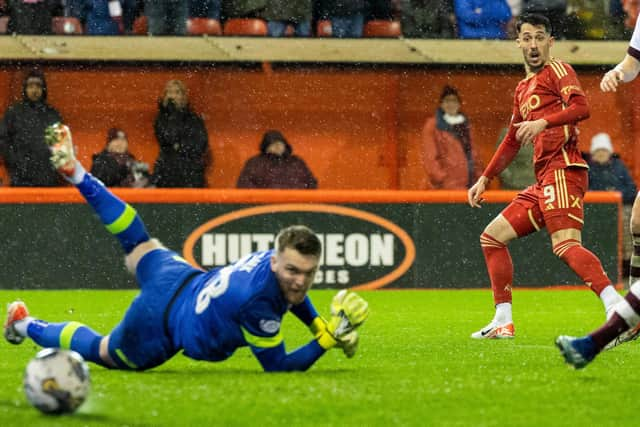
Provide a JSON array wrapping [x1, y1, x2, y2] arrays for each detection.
[[510, 58, 589, 181]]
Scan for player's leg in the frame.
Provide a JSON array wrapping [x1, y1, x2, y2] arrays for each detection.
[[4, 301, 119, 368], [544, 169, 621, 318], [629, 192, 640, 287], [46, 123, 149, 255], [472, 191, 541, 339], [556, 279, 640, 369]]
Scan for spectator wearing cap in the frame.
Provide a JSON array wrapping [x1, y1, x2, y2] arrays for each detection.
[[586, 132, 638, 279], [0, 69, 63, 186], [90, 128, 151, 187], [421, 85, 483, 189], [236, 130, 317, 189]]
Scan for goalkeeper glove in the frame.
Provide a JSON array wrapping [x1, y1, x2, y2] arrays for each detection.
[[313, 290, 369, 352]]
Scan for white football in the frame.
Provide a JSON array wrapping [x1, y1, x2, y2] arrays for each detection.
[[23, 348, 90, 414]]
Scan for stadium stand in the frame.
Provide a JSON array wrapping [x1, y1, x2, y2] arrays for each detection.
[[223, 18, 268, 36], [363, 20, 401, 37], [132, 15, 148, 35], [0, 16, 7, 34], [316, 20, 332, 37], [51, 17, 83, 35], [186, 18, 222, 36]]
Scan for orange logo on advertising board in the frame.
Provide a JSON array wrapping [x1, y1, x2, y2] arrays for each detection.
[[183, 204, 416, 290]]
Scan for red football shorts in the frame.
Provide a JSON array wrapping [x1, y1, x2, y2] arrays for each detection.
[[501, 167, 588, 236]]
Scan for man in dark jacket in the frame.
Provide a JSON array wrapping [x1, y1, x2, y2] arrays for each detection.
[[237, 130, 317, 189], [0, 69, 63, 186], [6, 0, 59, 34], [153, 80, 210, 188]]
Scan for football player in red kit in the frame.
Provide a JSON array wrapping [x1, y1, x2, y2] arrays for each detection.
[[467, 13, 622, 339]]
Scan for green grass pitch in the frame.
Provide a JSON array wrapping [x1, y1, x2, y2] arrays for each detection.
[[0, 289, 637, 427]]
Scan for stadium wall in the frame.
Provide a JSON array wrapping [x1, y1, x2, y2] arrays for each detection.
[[0, 189, 621, 290], [0, 65, 638, 189]]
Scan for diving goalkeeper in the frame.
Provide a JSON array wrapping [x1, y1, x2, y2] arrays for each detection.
[[4, 123, 369, 372]]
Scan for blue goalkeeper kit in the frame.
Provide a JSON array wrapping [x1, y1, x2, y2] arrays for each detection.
[[27, 171, 327, 371]]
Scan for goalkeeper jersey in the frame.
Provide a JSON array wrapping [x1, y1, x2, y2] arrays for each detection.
[[166, 249, 321, 366]]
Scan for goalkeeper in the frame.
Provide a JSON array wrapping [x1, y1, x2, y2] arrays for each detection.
[[4, 123, 369, 372]]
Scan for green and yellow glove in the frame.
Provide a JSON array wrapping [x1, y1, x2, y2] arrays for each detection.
[[312, 290, 369, 356]]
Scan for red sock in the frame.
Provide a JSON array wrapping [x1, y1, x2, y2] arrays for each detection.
[[553, 239, 611, 295], [481, 233, 513, 305]]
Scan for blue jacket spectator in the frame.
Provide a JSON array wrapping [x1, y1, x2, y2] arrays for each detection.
[[586, 132, 637, 204], [76, 0, 137, 35], [454, 0, 511, 39]]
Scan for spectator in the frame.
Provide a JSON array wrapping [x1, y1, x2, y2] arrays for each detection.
[[90, 128, 151, 187], [0, 69, 63, 187], [522, 0, 567, 38], [454, 0, 512, 39], [144, 0, 187, 34], [221, 0, 265, 19], [495, 127, 535, 189], [317, 0, 368, 37], [75, 0, 138, 35], [421, 85, 483, 189], [190, 0, 221, 19], [237, 130, 317, 189], [6, 0, 60, 34], [152, 80, 210, 188], [586, 133, 637, 278], [262, 0, 312, 36], [400, 0, 456, 38]]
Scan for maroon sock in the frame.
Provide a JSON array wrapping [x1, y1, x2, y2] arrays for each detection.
[[591, 313, 630, 350]]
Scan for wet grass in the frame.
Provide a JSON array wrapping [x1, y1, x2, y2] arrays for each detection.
[[0, 289, 636, 427]]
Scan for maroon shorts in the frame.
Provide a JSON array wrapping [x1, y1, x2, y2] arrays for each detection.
[[501, 167, 588, 236]]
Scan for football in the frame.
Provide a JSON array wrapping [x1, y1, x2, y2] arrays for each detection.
[[23, 348, 90, 414]]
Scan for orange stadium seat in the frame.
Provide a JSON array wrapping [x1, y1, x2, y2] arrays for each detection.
[[363, 20, 402, 38], [52, 17, 83, 35], [0, 16, 8, 34], [132, 15, 148, 35], [223, 18, 268, 36], [187, 18, 222, 36], [316, 20, 332, 37]]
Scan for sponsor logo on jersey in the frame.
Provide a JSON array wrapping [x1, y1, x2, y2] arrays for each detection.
[[183, 204, 416, 290]]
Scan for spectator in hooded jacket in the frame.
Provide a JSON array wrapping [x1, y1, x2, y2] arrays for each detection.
[[0, 69, 63, 186], [237, 130, 317, 189], [152, 80, 210, 188], [421, 85, 483, 189], [91, 128, 150, 187], [454, 0, 512, 39]]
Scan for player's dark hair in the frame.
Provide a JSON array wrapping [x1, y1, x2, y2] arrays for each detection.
[[275, 225, 322, 257], [516, 13, 552, 35]]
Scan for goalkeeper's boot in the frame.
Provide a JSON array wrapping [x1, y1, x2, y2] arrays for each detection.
[[45, 123, 77, 176], [470, 322, 514, 339], [555, 335, 597, 369], [4, 301, 29, 345], [603, 323, 640, 350]]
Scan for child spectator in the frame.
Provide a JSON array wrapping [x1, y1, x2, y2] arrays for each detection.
[[91, 128, 151, 187]]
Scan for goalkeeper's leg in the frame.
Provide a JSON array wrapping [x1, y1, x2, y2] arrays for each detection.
[[630, 192, 640, 288], [46, 124, 150, 255]]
